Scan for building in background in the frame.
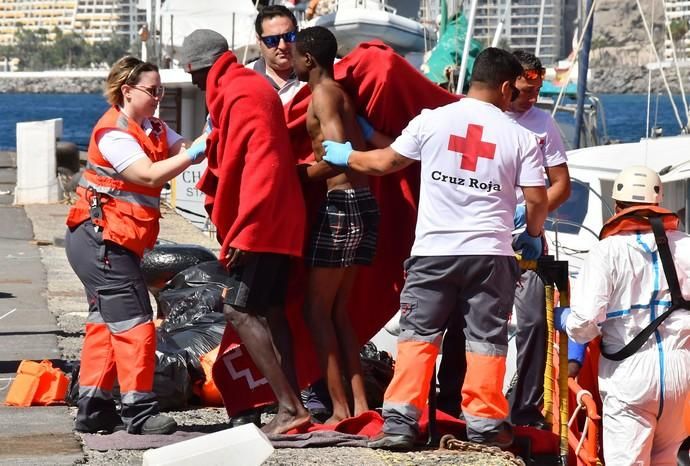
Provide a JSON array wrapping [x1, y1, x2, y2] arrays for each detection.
[[664, 0, 690, 60], [472, 0, 566, 64], [0, 0, 146, 46]]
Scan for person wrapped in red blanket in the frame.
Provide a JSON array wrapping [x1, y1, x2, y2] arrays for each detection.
[[178, 29, 310, 434], [206, 39, 459, 421]]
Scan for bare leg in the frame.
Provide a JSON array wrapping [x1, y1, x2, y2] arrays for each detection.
[[265, 305, 300, 396], [333, 266, 368, 416], [223, 305, 309, 434], [303, 266, 351, 424]]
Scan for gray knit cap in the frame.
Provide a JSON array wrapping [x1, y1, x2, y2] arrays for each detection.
[[178, 29, 229, 73]]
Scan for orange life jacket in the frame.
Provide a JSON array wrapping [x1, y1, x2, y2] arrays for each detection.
[[599, 205, 680, 240], [66, 107, 169, 257]]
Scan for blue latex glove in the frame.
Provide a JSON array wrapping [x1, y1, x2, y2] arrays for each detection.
[[356, 115, 374, 141], [186, 139, 207, 162], [204, 115, 213, 134], [554, 306, 571, 332], [568, 338, 587, 365], [514, 230, 542, 260], [513, 203, 526, 229], [322, 140, 353, 168]]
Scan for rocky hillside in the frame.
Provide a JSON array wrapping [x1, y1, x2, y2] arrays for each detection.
[[0, 76, 101, 94], [588, 0, 689, 94]]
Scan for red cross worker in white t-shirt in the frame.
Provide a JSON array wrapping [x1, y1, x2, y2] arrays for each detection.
[[322, 47, 548, 449]]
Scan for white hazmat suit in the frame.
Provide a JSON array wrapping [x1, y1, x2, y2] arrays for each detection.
[[567, 228, 690, 466]]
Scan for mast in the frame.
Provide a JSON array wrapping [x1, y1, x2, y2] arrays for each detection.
[[455, 0, 478, 94], [574, 0, 594, 149], [440, 0, 448, 36], [535, 0, 547, 56], [491, 0, 510, 47]]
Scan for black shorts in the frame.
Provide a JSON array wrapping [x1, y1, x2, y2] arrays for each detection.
[[307, 188, 380, 268], [221, 252, 290, 312]]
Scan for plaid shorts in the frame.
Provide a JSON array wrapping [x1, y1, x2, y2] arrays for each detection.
[[307, 188, 380, 268]]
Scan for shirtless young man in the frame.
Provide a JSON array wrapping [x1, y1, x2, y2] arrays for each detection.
[[293, 26, 380, 424]]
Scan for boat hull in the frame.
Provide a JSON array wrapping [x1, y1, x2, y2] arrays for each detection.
[[309, 8, 434, 55]]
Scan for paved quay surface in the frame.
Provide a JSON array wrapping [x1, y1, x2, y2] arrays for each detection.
[[0, 150, 516, 465]]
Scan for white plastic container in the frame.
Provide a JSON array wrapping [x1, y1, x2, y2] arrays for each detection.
[[141, 423, 274, 466]]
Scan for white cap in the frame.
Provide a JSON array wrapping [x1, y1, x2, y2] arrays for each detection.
[[611, 165, 662, 204]]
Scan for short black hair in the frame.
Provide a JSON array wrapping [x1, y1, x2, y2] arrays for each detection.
[[255, 5, 298, 36], [470, 47, 523, 88], [512, 50, 543, 71], [296, 26, 338, 69]]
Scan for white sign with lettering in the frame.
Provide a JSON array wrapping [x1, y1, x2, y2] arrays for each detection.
[[174, 159, 210, 230]]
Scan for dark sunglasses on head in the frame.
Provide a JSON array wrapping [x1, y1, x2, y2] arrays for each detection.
[[260, 30, 297, 48], [522, 67, 546, 81]]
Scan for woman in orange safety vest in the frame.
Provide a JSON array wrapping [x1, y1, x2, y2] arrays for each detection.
[[65, 56, 207, 435]]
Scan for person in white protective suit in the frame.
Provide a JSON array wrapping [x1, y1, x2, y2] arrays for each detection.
[[557, 165, 690, 465]]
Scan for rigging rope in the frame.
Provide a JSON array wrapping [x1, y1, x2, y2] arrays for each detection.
[[550, 0, 598, 118], [662, 0, 690, 128], [636, 0, 685, 131]]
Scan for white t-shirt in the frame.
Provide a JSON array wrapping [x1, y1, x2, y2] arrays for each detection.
[[246, 57, 306, 105], [97, 119, 183, 172], [390, 97, 545, 257], [506, 106, 568, 204]]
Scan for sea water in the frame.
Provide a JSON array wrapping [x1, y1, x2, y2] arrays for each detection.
[[0, 93, 108, 150], [0, 92, 687, 150]]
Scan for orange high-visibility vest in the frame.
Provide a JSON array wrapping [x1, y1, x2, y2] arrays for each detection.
[[66, 107, 169, 257]]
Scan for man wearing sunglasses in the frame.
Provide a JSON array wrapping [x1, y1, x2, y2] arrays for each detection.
[[246, 5, 305, 105], [506, 50, 571, 430]]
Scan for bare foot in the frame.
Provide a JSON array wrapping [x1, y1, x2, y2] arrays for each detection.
[[324, 414, 347, 425], [261, 407, 310, 435], [353, 402, 369, 417]]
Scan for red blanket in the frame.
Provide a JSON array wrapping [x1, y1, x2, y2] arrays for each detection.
[[198, 51, 306, 259], [281, 410, 558, 455], [212, 42, 460, 416]]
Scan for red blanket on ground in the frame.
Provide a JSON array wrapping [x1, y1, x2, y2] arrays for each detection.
[[281, 410, 559, 455], [198, 51, 306, 259], [212, 42, 459, 416]]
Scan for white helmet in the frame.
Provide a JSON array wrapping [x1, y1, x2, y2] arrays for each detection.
[[611, 165, 662, 204]]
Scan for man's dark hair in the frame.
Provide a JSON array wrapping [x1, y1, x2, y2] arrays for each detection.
[[512, 50, 543, 71], [296, 26, 338, 69], [470, 47, 523, 88], [255, 5, 298, 35]]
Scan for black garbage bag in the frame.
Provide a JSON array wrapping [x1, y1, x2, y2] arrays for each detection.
[[165, 260, 229, 290], [141, 244, 217, 292], [154, 349, 192, 411], [158, 284, 224, 321], [154, 312, 226, 410], [359, 341, 394, 410]]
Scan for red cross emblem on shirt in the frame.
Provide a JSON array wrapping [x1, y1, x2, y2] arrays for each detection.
[[448, 124, 496, 172]]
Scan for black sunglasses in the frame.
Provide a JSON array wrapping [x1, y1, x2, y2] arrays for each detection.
[[260, 31, 297, 48]]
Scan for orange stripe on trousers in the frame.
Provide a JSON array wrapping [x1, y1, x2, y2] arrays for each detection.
[[462, 351, 508, 419], [383, 340, 438, 413], [112, 321, 156, 393], [79, 322, 117, 390]]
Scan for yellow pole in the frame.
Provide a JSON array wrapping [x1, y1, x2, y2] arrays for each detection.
[[558, 288, 570, 460], [543, 284, 555, 427]]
